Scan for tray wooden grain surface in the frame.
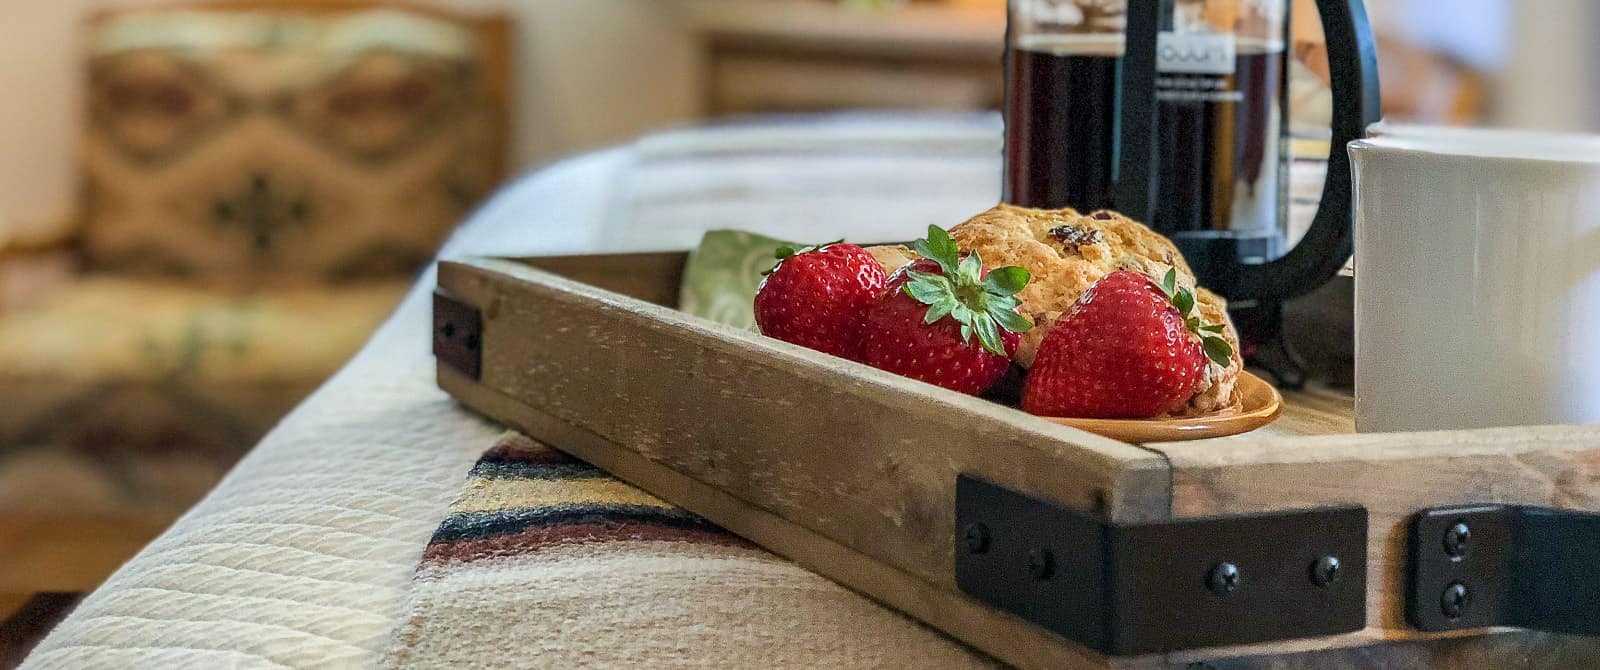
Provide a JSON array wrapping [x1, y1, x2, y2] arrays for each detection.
[[436, 252, 1600, 669]]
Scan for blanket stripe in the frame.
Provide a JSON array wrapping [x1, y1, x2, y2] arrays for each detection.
[[386, 431, 993, 669], [418, 433, 754, 570]]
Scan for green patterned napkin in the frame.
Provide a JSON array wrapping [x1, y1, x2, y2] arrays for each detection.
[[679, 230, 795, 330]]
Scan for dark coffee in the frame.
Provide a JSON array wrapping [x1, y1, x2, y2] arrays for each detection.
[[1003, 35, 1123, 212], [1003, 34, 1284, 237]]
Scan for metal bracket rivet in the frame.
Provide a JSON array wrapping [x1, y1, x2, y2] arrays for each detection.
[[1311, 555, 1342, 588], [1441, 581, 1470, 619], [1443, 521, 1471, 558], [1207, 562, 1241, 595], [963, 523, 990, 554], [1027, 548, 1054, 580]]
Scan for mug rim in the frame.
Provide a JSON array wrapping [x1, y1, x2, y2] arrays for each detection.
[[1353, 124, 1600, 165]]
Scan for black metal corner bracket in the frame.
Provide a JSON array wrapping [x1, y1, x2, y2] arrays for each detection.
[[433, 289, 482, 380], [955, 475, 1367, 655], [1408, 505, 1600, 634]]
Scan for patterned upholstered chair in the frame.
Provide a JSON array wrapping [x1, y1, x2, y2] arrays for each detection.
[[0, 1, 508, 518]]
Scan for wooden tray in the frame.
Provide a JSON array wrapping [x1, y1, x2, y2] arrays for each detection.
[[434, 252, 1600, 669]]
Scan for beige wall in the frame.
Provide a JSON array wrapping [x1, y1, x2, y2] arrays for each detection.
[[456, 0, 704, 165], [0, 0, 705, 226], [1494, 0, 1600, 133], [0, 0, 101, 228]]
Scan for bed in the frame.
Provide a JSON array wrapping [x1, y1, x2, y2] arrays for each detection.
[[23, 114, 1008, 668]]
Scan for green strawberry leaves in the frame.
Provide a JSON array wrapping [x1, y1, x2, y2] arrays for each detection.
[[904, 271, 952, 306], [990, 304, 1033, 333], [1171, 287, 1194, 315], [984, 266, 1030, 295], [1203, 336, 1233, 367], [912, 225, 962, 275], [903, 225, 1032, 356], [1158, 268, 1234, 367], [957, 252, 982, 285]]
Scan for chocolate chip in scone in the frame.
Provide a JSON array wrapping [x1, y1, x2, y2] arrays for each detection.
[[1090, 210, 1115, 220], [1047, 223, 1106, 252]]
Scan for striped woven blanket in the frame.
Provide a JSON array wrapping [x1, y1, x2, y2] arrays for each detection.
[[382, 433, 994, 668], [420, 438, 751, 562]]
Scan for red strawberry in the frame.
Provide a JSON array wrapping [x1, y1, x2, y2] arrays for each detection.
[[860, 225, 1032, 395], [755, 241, 887, 361], [1022, 269, 1233, 418]]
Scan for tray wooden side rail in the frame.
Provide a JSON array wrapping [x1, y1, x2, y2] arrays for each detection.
[[435, 253, 1600, 669]]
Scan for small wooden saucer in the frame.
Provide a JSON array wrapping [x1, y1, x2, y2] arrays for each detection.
[[1043, 372, 1282, 443]]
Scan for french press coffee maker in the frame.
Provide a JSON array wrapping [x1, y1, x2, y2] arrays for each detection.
[[1003, 0, 1380, 385]]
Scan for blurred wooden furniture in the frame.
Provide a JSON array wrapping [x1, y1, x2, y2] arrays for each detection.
[[0, 0, 509, 563], [1372, 35, 1487, 125], [1291, 0, 1487, 124], [678, 0, 1005, 115], [682, 0, 1488, 122]]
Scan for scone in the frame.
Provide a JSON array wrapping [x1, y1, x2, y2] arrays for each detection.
[[948, 204, 1242, 416], [864, 244, 918, 276]]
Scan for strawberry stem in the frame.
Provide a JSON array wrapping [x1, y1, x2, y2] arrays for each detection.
[[903, 225, 1032, 356]]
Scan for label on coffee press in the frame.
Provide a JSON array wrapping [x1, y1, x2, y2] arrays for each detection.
[[1156, 31, 1237, 75], [1155, 32, 1244, 105]]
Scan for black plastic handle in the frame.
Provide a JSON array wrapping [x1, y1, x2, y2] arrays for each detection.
[[1113, 0, 1166, 224], [1224, 0, 1381, 299]]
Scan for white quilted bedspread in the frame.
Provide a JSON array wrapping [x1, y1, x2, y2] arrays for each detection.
[[24, 114, 1003, 668]]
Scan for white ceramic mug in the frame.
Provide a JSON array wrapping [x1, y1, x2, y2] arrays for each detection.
[[1349, 127, 1600, 432]]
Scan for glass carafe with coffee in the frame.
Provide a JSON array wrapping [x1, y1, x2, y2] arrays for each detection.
[[1003, 0, 1378, 386]]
